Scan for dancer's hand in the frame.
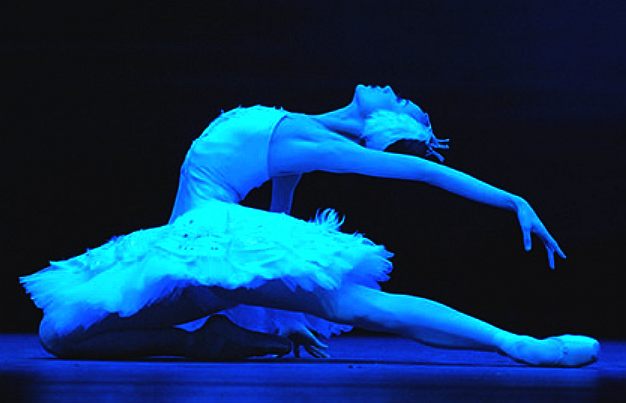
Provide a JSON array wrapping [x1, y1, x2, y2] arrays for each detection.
[[285, 324, 330, 358], [515, 198, 566, 269]]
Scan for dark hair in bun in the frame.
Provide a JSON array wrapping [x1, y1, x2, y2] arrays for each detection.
[[385, 139, 447, 162]]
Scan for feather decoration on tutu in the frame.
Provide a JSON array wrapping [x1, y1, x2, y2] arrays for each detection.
[[311, 208, 345, 231]]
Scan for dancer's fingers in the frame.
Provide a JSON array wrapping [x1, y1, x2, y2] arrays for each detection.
[[309, 328, 329, 343], [306, 345, 330, 359], [304, 328, 328, 349], [305, 345, 321, 358], [542, 230, 566, 267], [548, 236, 566, 260]]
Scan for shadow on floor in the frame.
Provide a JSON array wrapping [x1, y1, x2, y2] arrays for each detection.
[[2, 334, 625, 402]]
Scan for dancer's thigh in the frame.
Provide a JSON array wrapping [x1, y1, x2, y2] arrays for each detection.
[[211, 280, 350, 322]]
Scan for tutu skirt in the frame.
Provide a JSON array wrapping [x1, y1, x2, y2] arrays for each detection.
[[21, 200, 393, 337]]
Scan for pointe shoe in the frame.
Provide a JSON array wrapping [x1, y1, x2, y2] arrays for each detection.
[[499, 334, 600, 367], [544, 334, 600, 367]]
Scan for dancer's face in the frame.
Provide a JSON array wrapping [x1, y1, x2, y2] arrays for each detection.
[[353, 84, 430, 127]]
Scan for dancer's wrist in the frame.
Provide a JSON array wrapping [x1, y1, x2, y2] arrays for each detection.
[[509, 195, 528, 213]]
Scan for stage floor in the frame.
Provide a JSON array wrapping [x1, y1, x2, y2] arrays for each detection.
[[1, 334, 625, 402]]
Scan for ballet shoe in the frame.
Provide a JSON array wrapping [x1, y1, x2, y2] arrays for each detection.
[[543, 335, 600, 367], [188, 315, 292, 360], [501, 334, 600, 367]]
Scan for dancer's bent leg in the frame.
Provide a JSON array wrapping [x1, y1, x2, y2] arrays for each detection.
[[215, 281, 598, 366], [39, 286, 291, 360]]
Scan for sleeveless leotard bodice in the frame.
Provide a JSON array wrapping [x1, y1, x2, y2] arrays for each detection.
[[169, 106, 288, 222]]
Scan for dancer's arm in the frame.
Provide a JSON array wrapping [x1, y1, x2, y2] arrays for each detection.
[[270, 135, 565, 268], [270, 174, 302, 214], [332, 144, 566, 268], [276, 138, 519, 209]]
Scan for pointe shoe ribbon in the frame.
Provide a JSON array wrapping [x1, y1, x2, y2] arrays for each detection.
[[544, 335, 600, 367]]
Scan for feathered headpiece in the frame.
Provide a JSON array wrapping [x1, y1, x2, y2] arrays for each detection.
[[361, 110, 449, 162]]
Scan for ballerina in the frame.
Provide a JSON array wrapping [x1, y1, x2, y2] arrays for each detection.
[[21, 84, 599, 365]]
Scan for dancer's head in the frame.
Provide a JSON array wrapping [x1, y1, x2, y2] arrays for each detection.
[[353, 84, 430, 126], [354, 84, 449, 161]]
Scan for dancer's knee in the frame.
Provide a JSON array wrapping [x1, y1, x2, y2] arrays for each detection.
[[328, 285, 402, 329], [39, 316, 73, 358], [39, 315, 107, 358]]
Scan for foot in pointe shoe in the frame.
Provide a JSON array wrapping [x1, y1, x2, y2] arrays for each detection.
[[501, 334, 600, 367], [188, 315, 292, 360], [543, 335, 600, 367]]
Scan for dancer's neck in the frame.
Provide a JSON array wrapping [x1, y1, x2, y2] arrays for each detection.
[[309, 103, 365, 139]]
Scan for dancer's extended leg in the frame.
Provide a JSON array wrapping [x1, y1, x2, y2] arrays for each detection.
[[216, 281, 509, 350], [216, 281, 599, 366]]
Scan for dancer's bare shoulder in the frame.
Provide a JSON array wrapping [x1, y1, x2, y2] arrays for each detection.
[[269, 113, 358, 176], [272, 113, 351, 145]]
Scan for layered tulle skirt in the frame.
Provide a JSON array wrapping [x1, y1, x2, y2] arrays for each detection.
[[21, 200, 393, 337]]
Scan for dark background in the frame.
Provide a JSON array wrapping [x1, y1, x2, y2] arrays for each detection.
[[4, 1, 625, 337]]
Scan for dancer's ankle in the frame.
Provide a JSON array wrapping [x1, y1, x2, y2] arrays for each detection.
[[491, 331, 521, 353], [497, 335, 565, 365]]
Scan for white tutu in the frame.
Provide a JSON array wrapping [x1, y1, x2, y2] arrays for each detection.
[[21, 200, 393, 337]]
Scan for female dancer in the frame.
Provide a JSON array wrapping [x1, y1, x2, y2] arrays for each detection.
[[21, 84, 599, 366]]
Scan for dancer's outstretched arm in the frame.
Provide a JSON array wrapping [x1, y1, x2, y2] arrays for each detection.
[[271, 134, 565, 268]]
